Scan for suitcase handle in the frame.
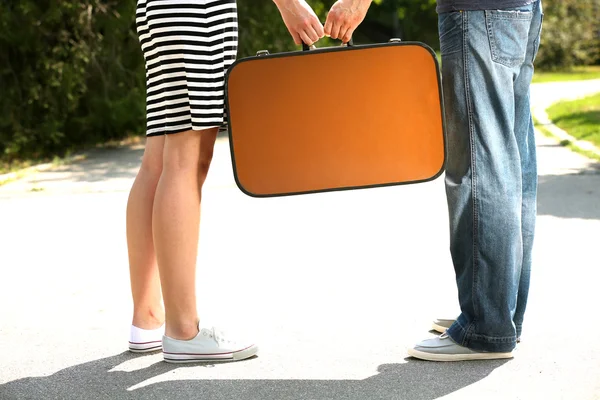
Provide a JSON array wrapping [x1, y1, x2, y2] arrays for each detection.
[[302, 37, 354, 52]]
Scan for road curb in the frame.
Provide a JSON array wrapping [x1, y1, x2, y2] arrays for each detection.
[[0, 153, 90, 186], [530, 80, 600, 159], [0, 162, 55, 186], [532, 107, 600, 158]]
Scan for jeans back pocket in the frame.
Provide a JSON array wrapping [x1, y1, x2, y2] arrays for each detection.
[[486, 9, 533, 68]]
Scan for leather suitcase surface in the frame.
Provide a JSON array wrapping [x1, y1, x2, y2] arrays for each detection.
[[225, 40, 446, 197]]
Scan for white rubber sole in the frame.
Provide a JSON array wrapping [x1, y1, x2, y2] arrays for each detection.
[[432, 323, 449, 333], [407, 347, 513, 362], [432, 319, 455, 334], [163, 344, 259, 364], [128, 341, 163, 353]]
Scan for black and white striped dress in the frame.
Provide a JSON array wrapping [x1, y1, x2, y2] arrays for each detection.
[[135, 0, 238, 136]]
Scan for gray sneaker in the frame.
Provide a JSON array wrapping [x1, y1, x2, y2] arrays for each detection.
[[408, 332, 514, 361]]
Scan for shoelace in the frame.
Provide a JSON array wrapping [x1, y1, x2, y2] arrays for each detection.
[[439, 332, 449, 339], [203, 327, 232, 346]]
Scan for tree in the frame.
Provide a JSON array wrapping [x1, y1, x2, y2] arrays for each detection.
[[536, 0, 600, 70], [0, 0, 145, 162], [363, 0, 438, 46], [1, 0, 593, 164]]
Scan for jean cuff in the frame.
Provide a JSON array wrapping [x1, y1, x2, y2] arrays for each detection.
[[447, 315, 518, 353]]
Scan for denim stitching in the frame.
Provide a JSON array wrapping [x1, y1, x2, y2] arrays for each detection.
[[532, 2, 544, 63], [488, 10, 532, 21], [463, 11, 480, 337], [485, 11, 497, 62], [464, 320, 475, 347], [453, 316, 470, 347], [486, 10, 532, 67], [457, 319, 518, 344], [468, 333, 517, 342]]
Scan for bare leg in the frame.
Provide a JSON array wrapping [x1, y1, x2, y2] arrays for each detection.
[[127, 135, 166, 329], [153, 128, 218, 340]]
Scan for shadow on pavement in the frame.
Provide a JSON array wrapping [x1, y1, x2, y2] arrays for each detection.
[[538, 165, 600, 220], [0, 352, 509, 400]]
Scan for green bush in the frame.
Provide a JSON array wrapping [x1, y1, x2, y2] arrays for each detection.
[[536, 0, 600, 70], [2, 0, 593, 164], [237, 1, 439, 54], [0, 0, 145, 163], [365, 0, 438, 46], [0, 0, 438, 164], [237, 1, 305, 57]]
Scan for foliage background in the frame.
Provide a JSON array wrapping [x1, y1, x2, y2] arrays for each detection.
[[0, 0, 598, 163]]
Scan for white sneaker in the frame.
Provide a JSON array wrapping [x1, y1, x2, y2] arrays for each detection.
[[128, 324, 164, 353], [162, 324, 258, 364]]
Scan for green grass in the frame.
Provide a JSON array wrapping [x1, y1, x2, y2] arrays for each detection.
[[546, 92, 600, 148], [0, 152, 86, 174], [562, 141, 600, 162], [1, 159, 38, 175], [0, 170, 26, 187], [0, 150, 89, 187], [0, 133, 142, 177], [0, 151, 75, 175], [533, 116, 600, 162], [532, 66, 600, 84]]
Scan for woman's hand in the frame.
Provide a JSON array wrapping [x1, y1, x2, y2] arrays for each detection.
[[324, 0, 372, 43], [274, 0, 325, 46]]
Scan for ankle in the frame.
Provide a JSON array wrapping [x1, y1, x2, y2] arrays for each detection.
[[165, 318, 200, 340], [132, 307, 165, 330]]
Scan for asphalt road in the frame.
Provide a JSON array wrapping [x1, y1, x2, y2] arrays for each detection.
[[0, 83, 599, 400]]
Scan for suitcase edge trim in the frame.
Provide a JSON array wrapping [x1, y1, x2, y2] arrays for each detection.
[[224, 40, 448, 198]]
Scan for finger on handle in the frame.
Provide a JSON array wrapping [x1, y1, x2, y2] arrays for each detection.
[[324, 17, 333, 37], [299, 31, 314, 46], [312, 21, 325, 39], [290, 30, 302, 45], [329, 20, 342, 39], [305, 25, 321, 44], [341, 26, 354, 44], [338, 25, 350, 44]]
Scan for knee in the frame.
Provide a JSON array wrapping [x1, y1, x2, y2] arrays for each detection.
[[137, 136, 165, 181], [161, 129, 217, 183], [138, 159, 163, 184], [162, 143, 201, 176], [161, 146, 214, 185]]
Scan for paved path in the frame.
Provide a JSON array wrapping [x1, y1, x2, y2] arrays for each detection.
[[0, 82, 599, 400], [530, 79, 600, 117], [531, 79, 600, 156]]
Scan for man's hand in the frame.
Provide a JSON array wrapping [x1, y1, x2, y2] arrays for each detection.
[[324, 0, 372, 43], [274, 0, 325, 46]]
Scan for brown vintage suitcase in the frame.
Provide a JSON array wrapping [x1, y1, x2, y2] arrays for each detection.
[[225, 39, 446, 197]]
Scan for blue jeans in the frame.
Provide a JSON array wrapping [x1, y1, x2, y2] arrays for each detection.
[[438, 1, 544, 352]]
